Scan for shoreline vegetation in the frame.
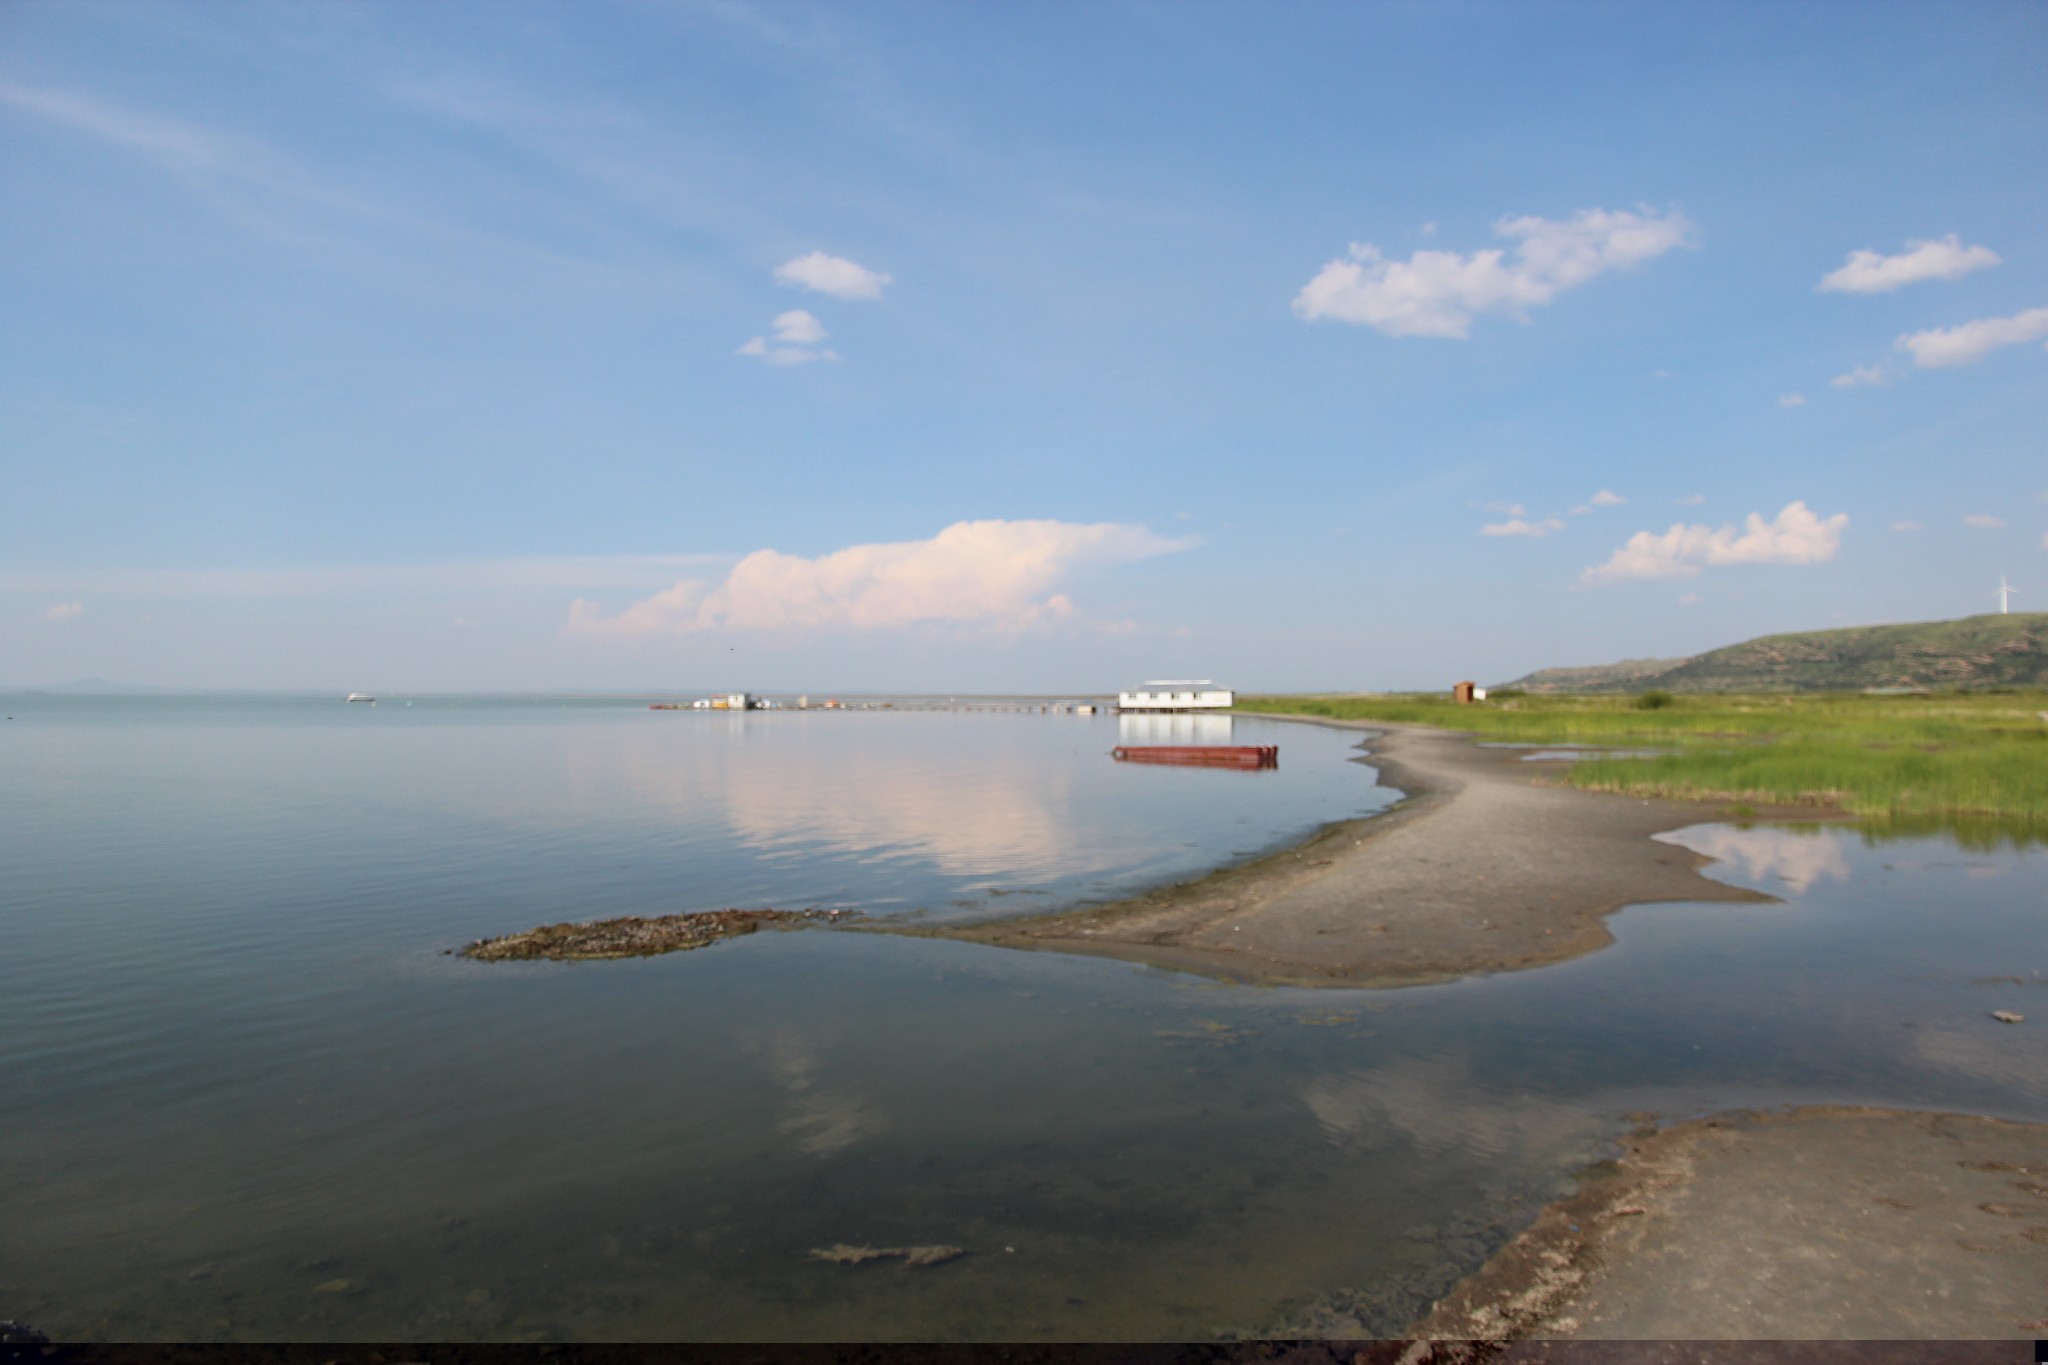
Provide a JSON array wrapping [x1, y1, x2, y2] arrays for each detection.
[[1236, 690, 2048, 835]]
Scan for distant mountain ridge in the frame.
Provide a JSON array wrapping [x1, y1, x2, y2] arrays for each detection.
[[1501, 613, 2048, 694]]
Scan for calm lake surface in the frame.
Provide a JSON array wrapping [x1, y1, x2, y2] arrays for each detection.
[[3, 696, 2044, 1341]]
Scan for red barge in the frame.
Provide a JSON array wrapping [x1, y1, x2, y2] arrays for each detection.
[[1111, 744, 1278, 770]]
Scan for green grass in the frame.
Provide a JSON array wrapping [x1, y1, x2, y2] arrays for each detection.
[[1234, 691, 2048, 828]]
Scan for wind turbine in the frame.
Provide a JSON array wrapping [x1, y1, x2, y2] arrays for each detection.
[[1996, 576, 2014, 614]]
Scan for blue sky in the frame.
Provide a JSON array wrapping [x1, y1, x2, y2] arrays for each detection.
[[4, 0, 2044, 692]]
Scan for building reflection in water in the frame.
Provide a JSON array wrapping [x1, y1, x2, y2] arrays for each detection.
[[1117, 713, 1234, 745]]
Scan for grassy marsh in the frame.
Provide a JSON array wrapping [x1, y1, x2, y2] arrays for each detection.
[[1235, 691, 2048, 828]]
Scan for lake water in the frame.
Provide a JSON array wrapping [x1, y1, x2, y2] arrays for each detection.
[[3, 697, 2043, 1341]]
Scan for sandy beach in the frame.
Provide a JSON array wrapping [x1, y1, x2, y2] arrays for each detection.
[[918, 717, 1831, 989], [1412, 1105, 2048, 1341]]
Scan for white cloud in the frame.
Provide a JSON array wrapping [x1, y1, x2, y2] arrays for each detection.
[[1480, 517, 1566, 538], [1678, 593, 1701, 605], [772, 251, 892, 301], [1895, 306, 2048, 369], [737, 309, 838, 365], [1830, 364, 1888, 388], [770, 309, 827, 345], [1589, 489, 1626, 507], [1817, 235, 2001, 294], [1890, 521, 1923, 532], [1476, 500, 1527, 517], [1778, 393, 1807, 408], [1676, 493, 1706, 506], [43, 601, 84, 621], [1964, 515, 2006, 529], [1582, 501, 1848, 583], [1291, 206, 1692, 339], [566, 519, 1195, 637]]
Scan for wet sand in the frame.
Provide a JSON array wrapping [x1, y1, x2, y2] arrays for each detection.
[[917, 717, 1831, 989], [1412, 1105, 2048, 1341]]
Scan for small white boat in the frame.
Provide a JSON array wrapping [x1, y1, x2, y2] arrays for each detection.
[[345, 693, 376, 704]]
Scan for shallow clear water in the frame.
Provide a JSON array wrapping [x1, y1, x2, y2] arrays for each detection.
[[2, 697, 2043, 1341]]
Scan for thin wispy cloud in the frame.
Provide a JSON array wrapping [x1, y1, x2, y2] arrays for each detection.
[[1963, 515, 2006, 529], [1292, 206, 1692, 339], [1676, 494, 1707, 506], [774, 251, 892, 301], [1589, 489, 1625, 507], [738, 309, 838, 365], [1583, 502, 1848, 582], [1831, 364, 1888, 388], [1480, 517, 1565, 538], [1778, 393, 1807, 408], [1890, 521, 1923, 532], [42, 601, 84, 622], [1896, 307, 2048, 368], [567, 519, 1195, 637], [0, 555, 734, 600], [1818, 235, 2001, 294], [2, 79, 671, 297]]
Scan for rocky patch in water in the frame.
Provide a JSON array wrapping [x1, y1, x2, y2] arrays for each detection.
[[459, 908, 856, 961]]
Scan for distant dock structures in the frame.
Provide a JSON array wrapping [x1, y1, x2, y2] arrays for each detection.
[[649, 693, 1101, 713]]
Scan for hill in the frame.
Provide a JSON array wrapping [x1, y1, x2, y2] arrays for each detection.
[[1502, 613, 2048, 694]]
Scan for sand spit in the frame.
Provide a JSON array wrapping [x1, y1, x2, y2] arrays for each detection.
[[459, 908, 855, 961], [1410, 1106, 2048, 1342], [917, 719, 1829, 989]]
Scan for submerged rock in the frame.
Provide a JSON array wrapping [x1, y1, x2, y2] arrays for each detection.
[[461, 908, 857, 962]]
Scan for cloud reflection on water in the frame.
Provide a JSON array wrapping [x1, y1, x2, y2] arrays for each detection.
[[1661, 824, 1851, 892], [755, 1027, 891, 1158], [562, 717, 1102, 881], [1299, 1056, 1596, 1161]]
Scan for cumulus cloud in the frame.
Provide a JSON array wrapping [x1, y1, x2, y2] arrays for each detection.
[[1480, 517, 1566, 538], [1818, 235, 2001, 294], [1831, 364, 1888, 388], [43, 601, 84, 621], [1895, 306, 2048, 369], [772, 251, 892, 301], [567, 519, 1194, 637], [738, 309, 838, 365], [1778, 393, 1807, 408], [1963, 515, 2006, 529], [1582, 501, 1848, 583], [1291, 206, 1692, 338], [1589, 489, 1626, 507]]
